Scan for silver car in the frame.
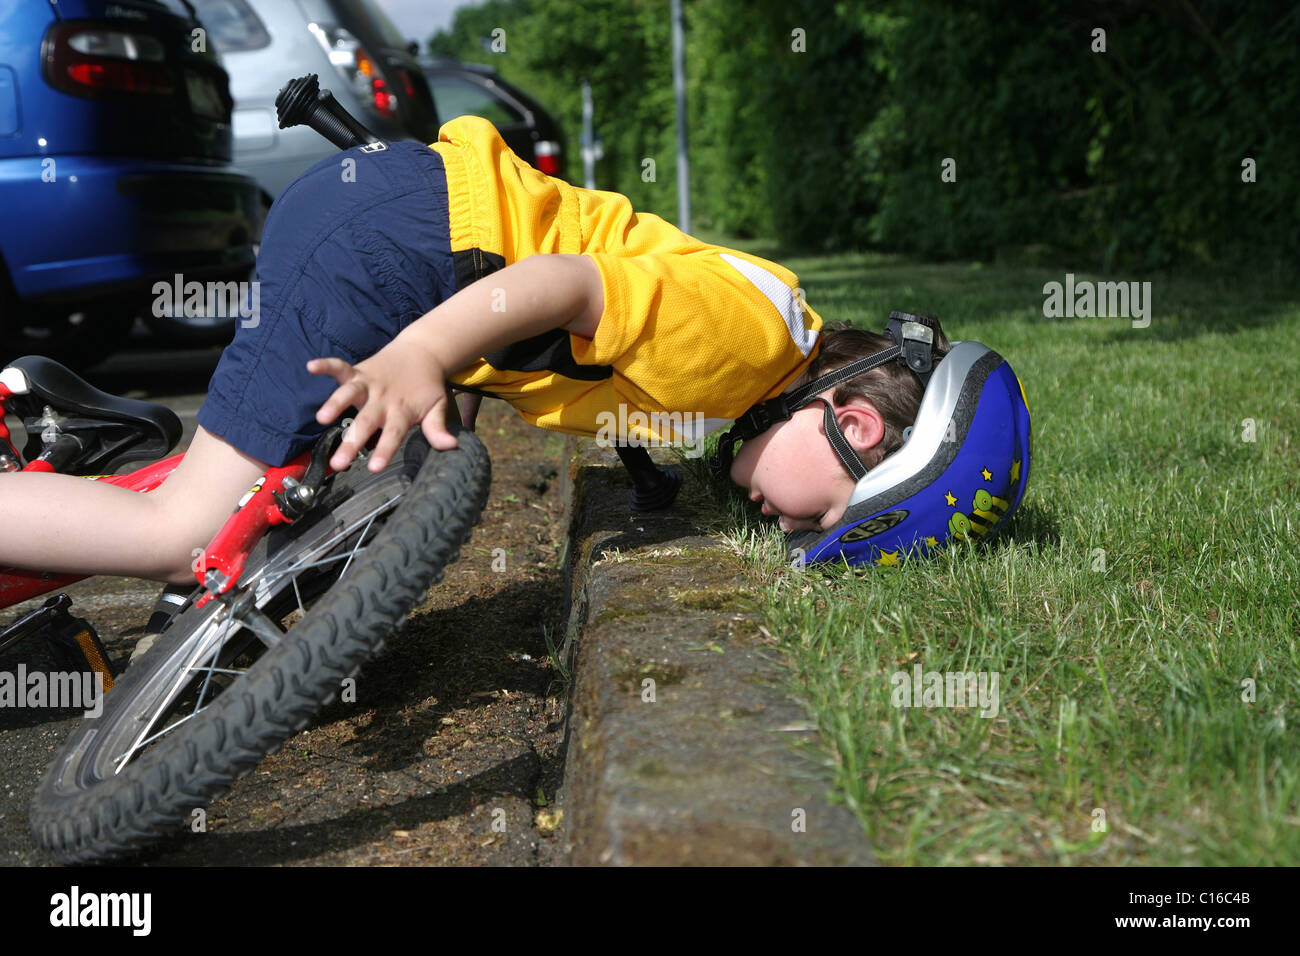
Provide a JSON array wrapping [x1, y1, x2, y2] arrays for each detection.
[[143, 0, 437, 345], [192, 0, 438, 206]]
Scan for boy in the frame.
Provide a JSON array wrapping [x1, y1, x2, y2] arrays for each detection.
[[0, 117, 930, 581]]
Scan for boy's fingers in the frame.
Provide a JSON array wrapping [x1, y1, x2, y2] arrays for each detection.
[[309, 359, 368, 425], [328, 438, 357, 473], [421, 399, 459, 452], [330, 407, 380, 471], [368, 412, 411, 473], [307, 357, 353, 382], [316, 378, 368, 425]]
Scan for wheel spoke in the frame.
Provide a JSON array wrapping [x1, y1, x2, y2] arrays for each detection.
[[238, 605, 285, 649], [111, 608, 239, 774], [105, 489, 407, 777], [274, 547, 368, 578], [252, 492, 400, 599], [339, 512, 379, 579], [114, 710, 201, 772], [191, 610, 238, 717], [184, 666, 246, 677]]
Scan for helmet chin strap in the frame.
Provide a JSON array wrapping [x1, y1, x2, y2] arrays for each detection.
[[807, 396, 868, 481], [710, 313, 939, 482]]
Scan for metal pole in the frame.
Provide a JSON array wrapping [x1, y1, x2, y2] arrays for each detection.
[[581, 78, 596, 190], [671, 0, 690, 232]]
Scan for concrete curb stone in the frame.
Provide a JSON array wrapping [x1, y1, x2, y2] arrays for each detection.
[[552, 437, 874, 866]]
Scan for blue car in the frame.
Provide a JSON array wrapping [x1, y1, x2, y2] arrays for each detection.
[[0, 0, 261, 366]]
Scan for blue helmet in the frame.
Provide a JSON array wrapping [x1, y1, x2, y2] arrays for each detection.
[[711, 313, 1032, 567]]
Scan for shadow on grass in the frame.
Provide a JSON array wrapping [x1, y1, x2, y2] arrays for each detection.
[[998, 500, 1062, 553], [768, 250, 1300, 344], [1093, 283, 1300, 344]]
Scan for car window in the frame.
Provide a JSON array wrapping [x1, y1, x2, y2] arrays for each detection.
[[429, 75, 523, 127], [317, 0, 411, 50], [189, 0, 271, 52]]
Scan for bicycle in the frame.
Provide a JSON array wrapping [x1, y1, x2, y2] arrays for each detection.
[[8, 73, 493, 863], [0, 339, 490, 864], [12, 75, 678, 864]]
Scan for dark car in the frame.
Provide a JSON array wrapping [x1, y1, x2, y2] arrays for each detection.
[[0, 0, 262, 366], [419, 57, 566, 180]]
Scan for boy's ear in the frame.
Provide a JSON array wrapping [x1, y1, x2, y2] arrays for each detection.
[[834, 396, 886, 453]]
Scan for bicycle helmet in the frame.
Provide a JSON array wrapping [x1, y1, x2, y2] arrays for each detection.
[[711, 312, 1032, 567]]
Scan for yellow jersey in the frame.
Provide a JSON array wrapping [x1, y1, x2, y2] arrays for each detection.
[[431, 115, 824, 445]]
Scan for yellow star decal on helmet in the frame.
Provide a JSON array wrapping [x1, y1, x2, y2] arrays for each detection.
[[925, 536, 939, 548], [945, 491, 957, 507], [876, 550, 900, 567], [981, 468, 992, 481], [1009, 458, 1021, 481]]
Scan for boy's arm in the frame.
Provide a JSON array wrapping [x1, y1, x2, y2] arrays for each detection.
[[309, 253, 603, 472]]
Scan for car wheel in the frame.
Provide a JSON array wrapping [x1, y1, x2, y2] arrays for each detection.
[[1, 304, 136, 371], [141, 196, 270, 348]]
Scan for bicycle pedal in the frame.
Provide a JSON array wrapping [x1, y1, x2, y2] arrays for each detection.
[[40, 607, 117, 693]]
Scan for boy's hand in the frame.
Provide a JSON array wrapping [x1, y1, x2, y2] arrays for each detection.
[[305, 255, 601, 473], [307, 338, 458, 473]]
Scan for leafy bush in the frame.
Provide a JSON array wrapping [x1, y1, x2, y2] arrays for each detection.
[[428, 0, 1299, 269]]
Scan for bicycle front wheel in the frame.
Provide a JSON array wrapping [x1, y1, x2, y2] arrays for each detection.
[[30, 424, 491, 864]]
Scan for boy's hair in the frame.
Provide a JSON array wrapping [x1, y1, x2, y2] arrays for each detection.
[[802, 316, 952, 471]]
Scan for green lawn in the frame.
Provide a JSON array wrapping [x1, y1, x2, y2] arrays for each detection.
[[684, 240, 1300, 865]]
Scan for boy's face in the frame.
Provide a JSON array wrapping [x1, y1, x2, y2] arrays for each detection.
[[728, 391, 884, 534]]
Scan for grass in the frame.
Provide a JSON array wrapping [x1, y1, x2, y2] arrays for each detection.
[[679, 241, 1300, 865]]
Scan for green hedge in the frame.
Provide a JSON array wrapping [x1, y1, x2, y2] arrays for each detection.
[[429, 0, 1299, 270]]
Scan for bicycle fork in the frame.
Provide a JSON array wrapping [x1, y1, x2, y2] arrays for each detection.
[[193, 424, 346, 607]]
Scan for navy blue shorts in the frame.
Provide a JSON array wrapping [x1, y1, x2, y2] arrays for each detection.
[[197, 142, 458, 466]]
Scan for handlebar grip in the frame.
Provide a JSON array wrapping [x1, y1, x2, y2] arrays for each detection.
[[275, 74, 382, 150]]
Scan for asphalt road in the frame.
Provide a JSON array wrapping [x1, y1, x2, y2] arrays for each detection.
[[84, 339, 219, 445]]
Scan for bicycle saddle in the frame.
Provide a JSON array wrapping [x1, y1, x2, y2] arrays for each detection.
[[2, 355, 183, 473]]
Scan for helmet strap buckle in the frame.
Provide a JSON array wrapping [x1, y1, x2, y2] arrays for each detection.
[[886, 312, 937, 386], [710, 310, 941, 481], [709, 395, 792, 480]]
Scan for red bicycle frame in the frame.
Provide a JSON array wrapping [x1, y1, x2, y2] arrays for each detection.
[[0, 439, 314, 609]]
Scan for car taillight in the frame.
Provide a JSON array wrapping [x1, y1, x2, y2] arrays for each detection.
[[307, 22, 399, 122], [397, 69, 417, 99], [534, 140, 561, 176], [43, 23, 175, 97], [355, 51, 397, 119]]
